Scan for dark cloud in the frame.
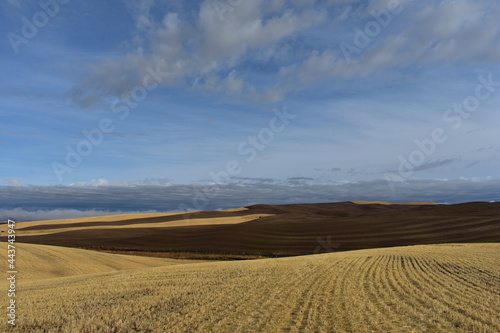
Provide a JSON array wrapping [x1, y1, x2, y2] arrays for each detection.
[[232, 177, 276, 185], [315, 168, 341, 172], [465, 128, 486, 134], [381, 158, 461, 176], [473, 146, 499, 153], [287, 176, 315, 185], [465, 161, 480, 168], [413, 158, 460, 172], [1, 178, 498, 221]]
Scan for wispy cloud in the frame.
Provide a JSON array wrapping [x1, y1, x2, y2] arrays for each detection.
[[70, 0, 500, 109], [70, 0, 327, 107], [413, 157, 459, 172], [1, 177, 23, 185]]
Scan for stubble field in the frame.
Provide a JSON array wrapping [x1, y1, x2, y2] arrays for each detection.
[[1, 243, 498, 332]]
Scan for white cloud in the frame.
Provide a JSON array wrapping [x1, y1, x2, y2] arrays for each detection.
[[197, 0, 324, 68], [192, 69, 283, 103], [71, 0, 326, 107], [69, 0, 500, 108], [278, 50, 348, 91], [69, 178, 111, 187], [69, 178, 173, 187], [278, 0, 500, 88], [125, 0, 156, 32], [2, 177, 23, 186]]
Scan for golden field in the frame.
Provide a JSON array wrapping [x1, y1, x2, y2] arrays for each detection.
[[0, 201, 499, 332], [1, 243, 499, 332], [0, 243, 196, 282]]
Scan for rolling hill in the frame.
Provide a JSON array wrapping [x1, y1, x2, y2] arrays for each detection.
[[1, 243, 498, 332], [0, 242, 199, 282], [4, 201, 499, 257]]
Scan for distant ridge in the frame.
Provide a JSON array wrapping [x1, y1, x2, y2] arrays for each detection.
[[350, 201, 438, 205], [3, 201, 499, 258]]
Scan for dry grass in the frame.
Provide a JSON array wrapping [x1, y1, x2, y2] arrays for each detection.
[[97, 249, 267, 261], [0, 213, 272, 236], [0, 212, 183, 229], [1, 243, 498, 332], [0, 243, 198, 282]]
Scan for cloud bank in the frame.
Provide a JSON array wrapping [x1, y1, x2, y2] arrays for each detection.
[[1, 178, 498, 221]]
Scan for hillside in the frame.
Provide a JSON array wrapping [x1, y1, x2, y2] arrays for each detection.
[[0, 243, 197, 282], [5, 201, 499, 257], [2, 243, 498, 332]]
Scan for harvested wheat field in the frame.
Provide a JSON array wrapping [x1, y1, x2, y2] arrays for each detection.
[[1, 243, 498, 332], [0, 243, 197, 282]]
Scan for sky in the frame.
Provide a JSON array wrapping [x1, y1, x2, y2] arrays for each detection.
[[1, 0, 500, 220]]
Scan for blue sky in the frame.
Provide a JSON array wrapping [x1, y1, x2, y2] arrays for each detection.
[[1, 0, 500, 220]]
